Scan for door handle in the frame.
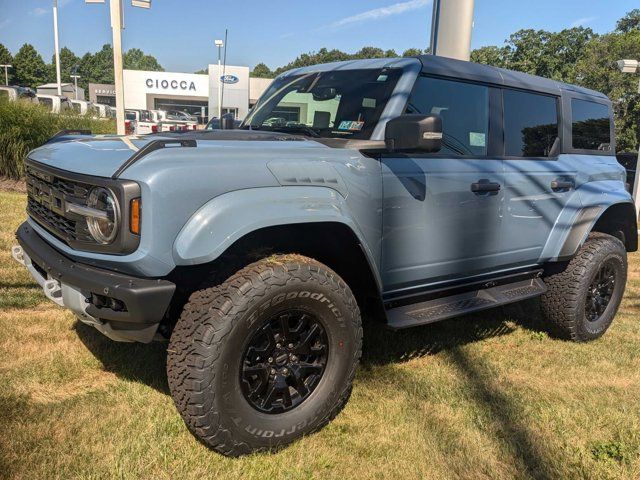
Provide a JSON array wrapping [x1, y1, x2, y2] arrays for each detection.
[[550, 180, 573, 191], [471, 181, 501, 193]]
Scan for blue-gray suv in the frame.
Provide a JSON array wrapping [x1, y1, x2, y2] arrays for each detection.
[[12, 55, 637, 456]]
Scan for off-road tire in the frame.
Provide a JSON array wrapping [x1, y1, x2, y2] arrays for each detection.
[[166, 254, 362, 456], [540, 232, 627, 341]]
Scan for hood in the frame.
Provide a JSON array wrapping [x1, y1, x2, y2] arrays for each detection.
[[27, 131, 319, 178]]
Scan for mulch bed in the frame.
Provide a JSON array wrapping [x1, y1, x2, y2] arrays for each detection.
[[0, 176, 27, 193]]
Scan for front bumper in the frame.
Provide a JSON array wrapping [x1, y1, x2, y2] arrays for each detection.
[[14, 222, 176, 343]]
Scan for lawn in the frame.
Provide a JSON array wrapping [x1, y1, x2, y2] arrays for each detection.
[[1, 189, 639, 480]]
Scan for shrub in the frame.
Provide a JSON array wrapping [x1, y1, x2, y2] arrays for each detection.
[[0, 98, 116, 179]]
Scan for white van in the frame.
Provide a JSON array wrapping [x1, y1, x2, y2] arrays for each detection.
[[35, 94, 72, 113], [0, 86, 37, 102], [94, 104, 117, 118], [70, 99, 98, 116]]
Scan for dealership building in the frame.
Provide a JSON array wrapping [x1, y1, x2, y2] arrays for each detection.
[[88, 64, 273, 121]]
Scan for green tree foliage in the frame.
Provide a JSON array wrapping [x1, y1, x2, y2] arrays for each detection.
[[47, 47, 80, 84], [616, 9, 640, 33], [402, 48, 428, 57], [250, 63, 274, 78], [0, 44, 14, 84], [573, 28, 640, 152], [13, 44, 48, 88], [124, 48, 164, 71], [470, 45, 509, 68]]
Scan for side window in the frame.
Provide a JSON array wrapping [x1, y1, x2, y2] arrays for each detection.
[[571, 99, 611, 151], [407, 76, 489, 156], [503, 89, 559, 157]]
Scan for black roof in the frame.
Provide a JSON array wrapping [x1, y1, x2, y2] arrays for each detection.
[[417, 55, 608, 101]]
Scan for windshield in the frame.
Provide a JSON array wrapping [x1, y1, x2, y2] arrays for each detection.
[[243, 68, 402, 139]]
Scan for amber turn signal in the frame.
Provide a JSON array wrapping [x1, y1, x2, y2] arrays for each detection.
[[130, 198, 141, 235]]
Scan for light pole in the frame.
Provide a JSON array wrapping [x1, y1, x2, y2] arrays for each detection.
[[430, 0, 475, 60], [86, 0, 151, 135], [616, 59, 640, 217], [0, 64, 11, 85], [215, 39, 224, 119], [53, 0, 62, 96], [70, 75, 81, 100]]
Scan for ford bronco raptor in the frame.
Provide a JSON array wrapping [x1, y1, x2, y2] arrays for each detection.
[[13, 56, 637, 456]]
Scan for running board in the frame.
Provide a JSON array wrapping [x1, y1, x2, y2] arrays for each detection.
[[386, 277, 546, 330]]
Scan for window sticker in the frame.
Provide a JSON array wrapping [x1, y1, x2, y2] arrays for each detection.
[[469, 132, 486, 147], [338, 120, 365, 131], [377, 74, 388, 82], [362, 98, 376, 108]]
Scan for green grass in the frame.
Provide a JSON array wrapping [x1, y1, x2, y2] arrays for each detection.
[[1, 189, 640, 479]]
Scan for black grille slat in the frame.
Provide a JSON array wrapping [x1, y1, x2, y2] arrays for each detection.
[[26, 165, 94, 245]]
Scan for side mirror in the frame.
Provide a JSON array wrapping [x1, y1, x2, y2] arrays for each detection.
[[385, 114, 442, 153]]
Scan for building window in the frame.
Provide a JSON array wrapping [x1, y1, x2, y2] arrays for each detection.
[[96, 95, 116, 107], [571, 99, 611, 151], [407, 76, 489, 156], [503, 90, 559, 157], [222, 107, 239, 118]]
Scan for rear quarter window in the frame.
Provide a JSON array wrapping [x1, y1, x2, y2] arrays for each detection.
[[503, 89, 559, 157], [571, 99, 611, 151]]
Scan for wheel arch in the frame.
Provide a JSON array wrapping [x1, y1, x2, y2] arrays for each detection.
[[557, 201, 638, 261], [169, 186, 385, 322]]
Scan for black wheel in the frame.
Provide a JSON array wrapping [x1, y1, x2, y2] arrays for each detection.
[[540, 232, 627, 341], [167, 254, 362, 456]]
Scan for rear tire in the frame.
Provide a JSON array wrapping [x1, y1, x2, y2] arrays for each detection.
[[540, 233, 627, 341], [166, 254, 362, 456]]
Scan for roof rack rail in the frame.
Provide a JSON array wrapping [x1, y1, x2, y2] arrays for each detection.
[[45, 129, 93, 145], [112, 139, 197, 179]]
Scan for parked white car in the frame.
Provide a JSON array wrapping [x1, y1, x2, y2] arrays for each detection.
[[94, 103, 116, 118], [0, 85, 37, 102], [35, 94, 71, 113], [126, 109, 160, 135], [70, 99, 98, 116]]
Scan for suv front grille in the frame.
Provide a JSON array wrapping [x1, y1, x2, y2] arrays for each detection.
[[26, 164, 94, 245]]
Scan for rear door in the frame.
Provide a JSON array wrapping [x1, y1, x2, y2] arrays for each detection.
[[381, 76, 506, 294], [500, 89, 576, 267]]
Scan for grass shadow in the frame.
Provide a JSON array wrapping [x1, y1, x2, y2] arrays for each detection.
[[362, 297, 551, 367], [445, 347, 560, 480], [74, 321, 169, 395]]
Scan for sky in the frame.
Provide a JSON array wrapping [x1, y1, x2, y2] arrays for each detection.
[[0, 0, 637, 73]]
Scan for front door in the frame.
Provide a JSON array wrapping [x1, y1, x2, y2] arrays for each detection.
[[381, 76, 505, 295]]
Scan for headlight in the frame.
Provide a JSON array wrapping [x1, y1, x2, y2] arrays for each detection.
[[87, 187, 119, 244]]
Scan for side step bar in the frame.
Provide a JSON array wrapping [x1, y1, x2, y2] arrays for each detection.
[[386, 277, 546, 330]]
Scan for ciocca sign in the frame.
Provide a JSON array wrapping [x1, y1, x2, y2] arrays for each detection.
[[145, 78, 197, 91]]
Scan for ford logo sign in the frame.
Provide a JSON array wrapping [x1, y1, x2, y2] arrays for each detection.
[[220, 75, 239, 84]]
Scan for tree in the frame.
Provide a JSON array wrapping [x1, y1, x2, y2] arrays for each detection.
[[616, 9, 640, 33], [251, 62, 273, 78], [470, 45, 509, 68], [78, 44, 114, 89], [13, 44, 48, 88], [47, 47, 80, 84], [402, 48, 427, 57], [574, 29, 640, 152], [124, 48, 164, 71], [0, 43, 14, 84]]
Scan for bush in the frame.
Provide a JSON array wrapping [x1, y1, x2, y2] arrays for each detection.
[[0, 98, 116, 179]]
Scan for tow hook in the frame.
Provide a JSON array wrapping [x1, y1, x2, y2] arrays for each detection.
[[43, 279, 64, 306], [11, 245, 25, 266]]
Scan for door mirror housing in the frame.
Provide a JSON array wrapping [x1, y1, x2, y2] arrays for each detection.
[[385, 114, 442, 153]]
